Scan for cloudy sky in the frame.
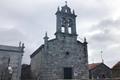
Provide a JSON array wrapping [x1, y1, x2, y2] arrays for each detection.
[[0, 0, 120, 67]]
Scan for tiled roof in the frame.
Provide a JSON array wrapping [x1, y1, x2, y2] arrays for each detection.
[[112, 61, 120, 69], [30, 45, 44, 58], [88, 63, 102, 70]]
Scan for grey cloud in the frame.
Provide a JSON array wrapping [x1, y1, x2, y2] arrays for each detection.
[[0, 28, 26, 44], [90, 18, 120, 31], [89, 18, 120, 43], [88, 18, 120, 66]]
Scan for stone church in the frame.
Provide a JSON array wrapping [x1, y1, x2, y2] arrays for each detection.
[[30, 3, 89, 80]]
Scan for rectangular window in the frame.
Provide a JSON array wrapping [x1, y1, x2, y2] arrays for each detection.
[[68, 27, 72, 34], [64, 67, 73, 79], [61, 27, 65, 33]]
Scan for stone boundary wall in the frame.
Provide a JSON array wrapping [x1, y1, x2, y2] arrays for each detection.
[[89, 78, 120, 80], [25, 79, 120, 80], [57, 79, 120, 80]]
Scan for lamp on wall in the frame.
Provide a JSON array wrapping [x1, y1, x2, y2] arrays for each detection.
[[8, 66, 13, 80]]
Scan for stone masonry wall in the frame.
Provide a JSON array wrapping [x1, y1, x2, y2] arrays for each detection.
[[35, 37, 89, 80]]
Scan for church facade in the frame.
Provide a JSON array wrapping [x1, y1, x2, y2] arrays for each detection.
[[30, 3, 89, 80]]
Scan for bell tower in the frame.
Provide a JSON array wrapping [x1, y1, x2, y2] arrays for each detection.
[[55, 2, 77, 40]]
